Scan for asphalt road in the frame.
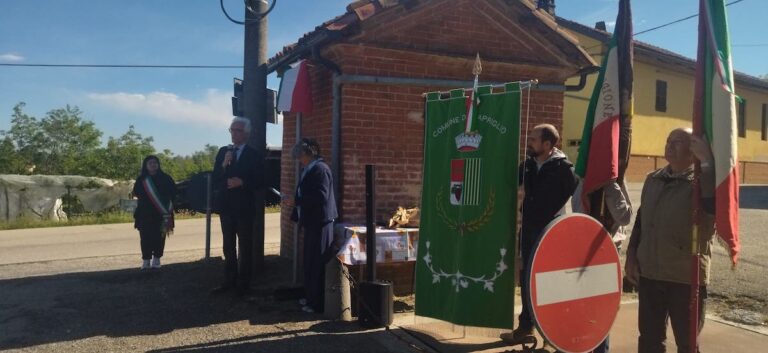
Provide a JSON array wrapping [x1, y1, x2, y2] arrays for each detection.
[[0, 213, 282, 266]]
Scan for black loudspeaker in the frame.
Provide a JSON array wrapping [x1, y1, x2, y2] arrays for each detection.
[[358, 281, 393, 328]]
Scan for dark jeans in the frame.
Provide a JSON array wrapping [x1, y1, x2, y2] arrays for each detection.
[[518, 229, 539, 331], [638, 277, 707, 353], [139, 226, 165, 260], [303, 222, 334, 312], [220, 214, 254, 290]]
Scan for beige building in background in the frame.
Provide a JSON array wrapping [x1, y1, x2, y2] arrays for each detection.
[[558, 18, 768, 183]]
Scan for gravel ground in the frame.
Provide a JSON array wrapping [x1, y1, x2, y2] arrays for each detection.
[[607, 183, 768, 327]]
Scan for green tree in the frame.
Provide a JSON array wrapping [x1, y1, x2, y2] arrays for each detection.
[[3, 102, 220, 181], [157, 149, 183, 180], [158, 144, 218, 181], [38, 105, 102, 175], [2, 103, 103, 175], [190, 144, 218, 172], [2, 103, 45, 170], [97, 125, 156, 180], [0, 137, 27, 174]]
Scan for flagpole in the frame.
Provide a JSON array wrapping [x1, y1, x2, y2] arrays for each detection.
[[689, 1, 708, 351], [465, 53, 482, 134], [573, 2, 633, 351], [292, 112, 302, 284], [616, 0, 634, 189]]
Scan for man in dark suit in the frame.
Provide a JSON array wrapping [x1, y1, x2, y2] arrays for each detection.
[[212, 117, 263, 296], [284, 138, 337, 313]]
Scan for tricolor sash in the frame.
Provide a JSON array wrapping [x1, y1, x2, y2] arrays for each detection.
[[142, 177, 174, 234]]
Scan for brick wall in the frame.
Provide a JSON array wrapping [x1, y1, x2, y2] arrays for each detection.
[[355, 0, 582, 72], [279, 49, 567, 285], [279, 67, 334, 260], [346, 262, 416, 297], [278, 0, 584, 286], [336, 82, 427, 223], [333, 86, 565, 225], [326, 45, 567, 223]]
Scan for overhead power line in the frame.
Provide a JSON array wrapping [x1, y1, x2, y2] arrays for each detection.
[[634, 0, 746, 37], [633, 14, 699, 37], [582, 0, 747, 52]]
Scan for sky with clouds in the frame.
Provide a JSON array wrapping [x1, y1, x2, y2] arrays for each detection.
[[1, 0, 766, 156]]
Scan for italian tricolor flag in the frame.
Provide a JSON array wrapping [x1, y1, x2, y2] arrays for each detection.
[[277, 60, 313, 114], [575, 0, 632, 212], [694, 0, 740, 265]]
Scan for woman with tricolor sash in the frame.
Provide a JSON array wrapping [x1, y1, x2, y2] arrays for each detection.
[[133, 155, 176, 270]]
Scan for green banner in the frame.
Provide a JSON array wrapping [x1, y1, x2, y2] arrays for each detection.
[[415, 83, 521, 328]]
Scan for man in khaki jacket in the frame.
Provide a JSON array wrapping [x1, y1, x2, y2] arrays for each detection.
[[625, 128, 716, 353]]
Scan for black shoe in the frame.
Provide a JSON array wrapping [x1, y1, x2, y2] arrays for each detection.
[[500, 326, 534, 344], [622, 276, 636, 293], [210, 283, 234, 294]]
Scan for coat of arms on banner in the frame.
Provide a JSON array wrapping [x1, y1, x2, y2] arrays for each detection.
[[449, 159, 481, 206]]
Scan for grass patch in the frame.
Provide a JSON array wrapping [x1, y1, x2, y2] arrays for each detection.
[[0, 212, 133, 231], [0, 206, 282, 231]]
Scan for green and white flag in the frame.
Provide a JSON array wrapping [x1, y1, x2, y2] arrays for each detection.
[[415, 83, 521, 328]]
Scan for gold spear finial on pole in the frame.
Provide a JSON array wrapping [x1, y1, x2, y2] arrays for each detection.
[[472, 53, 482, 76], [464, 53, 482, 134]]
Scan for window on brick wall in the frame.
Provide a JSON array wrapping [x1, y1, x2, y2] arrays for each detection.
[[762, 103, 767, 141], [655, 80, 667, 112], [738, 98, 746, 138]]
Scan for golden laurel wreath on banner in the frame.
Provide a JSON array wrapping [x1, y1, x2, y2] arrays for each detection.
[[435, 188, 495, 236], [425, 181, 506, 292]]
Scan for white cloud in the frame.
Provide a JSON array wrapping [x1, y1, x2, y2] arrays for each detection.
[[87, 89, 232, 128], [0, 53, 25, 62]]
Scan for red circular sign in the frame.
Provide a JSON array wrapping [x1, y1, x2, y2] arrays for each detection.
[[528, 214, 621, 353]]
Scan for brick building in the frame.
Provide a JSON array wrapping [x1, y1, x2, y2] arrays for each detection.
[[267, 0, 597, 271]]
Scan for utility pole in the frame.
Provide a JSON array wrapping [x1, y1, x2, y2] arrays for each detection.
[[243, 0, 268, 273]]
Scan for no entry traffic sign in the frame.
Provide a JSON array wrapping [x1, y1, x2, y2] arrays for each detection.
[[528, 214, 621, 353]]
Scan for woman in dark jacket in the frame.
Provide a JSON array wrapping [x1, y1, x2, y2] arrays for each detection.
[[133, 155, 176, 270]]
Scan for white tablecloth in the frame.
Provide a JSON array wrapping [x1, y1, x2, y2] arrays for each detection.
[[334, 224, 419, 265]]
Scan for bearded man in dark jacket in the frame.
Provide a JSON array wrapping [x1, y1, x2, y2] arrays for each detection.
[[501, 123, 577, 344]]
